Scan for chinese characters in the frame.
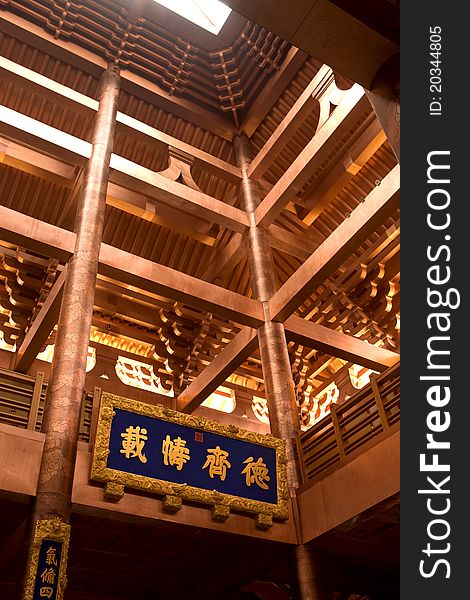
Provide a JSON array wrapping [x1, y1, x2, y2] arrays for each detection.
[[241, 457, 270, 490], [202, 446, 231, 481], [37, 544, 60, 599], [162, 435, 190, 470], [119, 424, 271, 491], [120, 425, 148, 463]]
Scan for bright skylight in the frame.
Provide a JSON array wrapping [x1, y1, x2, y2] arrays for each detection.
[[154, 0, 231, 35]]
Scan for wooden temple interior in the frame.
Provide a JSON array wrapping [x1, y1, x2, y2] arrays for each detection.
[[0, 0, 400, 598]]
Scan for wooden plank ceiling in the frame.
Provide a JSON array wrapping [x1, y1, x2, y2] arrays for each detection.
[[0, 0, 400, 425]]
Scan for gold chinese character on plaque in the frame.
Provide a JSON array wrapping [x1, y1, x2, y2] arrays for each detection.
[[40, 567, 56, 585], [241, 457, 270, 490], [39, 587, 54, 599], [202, 446, 231, 481], [45, 546, 58, 567], [162, 434, 190, 470], [120, 425, 148, 463]]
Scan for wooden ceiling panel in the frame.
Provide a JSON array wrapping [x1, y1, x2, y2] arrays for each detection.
[[0, 0, 399, 417]]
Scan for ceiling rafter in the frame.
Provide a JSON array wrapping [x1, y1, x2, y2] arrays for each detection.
[[0, 10, 235, 139], [209, 46, 245, 127], [253, 84, 369, 227], [0, 203, 398, 371], [0, 54, 241, 182], [268, 165, 400, 322], [0, 104, 249, 233]]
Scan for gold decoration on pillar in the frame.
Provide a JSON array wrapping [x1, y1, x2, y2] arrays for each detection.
[[23, 518, 70, 600]]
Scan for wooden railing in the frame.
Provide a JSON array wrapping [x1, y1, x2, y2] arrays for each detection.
[[0, 367, 99, 442], [0, 363, 400, 480], [298, 363, 400, 484]]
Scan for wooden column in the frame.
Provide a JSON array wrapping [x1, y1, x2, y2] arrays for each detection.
[[20, 66, 120, 598], [234, 134, 300, 487], [234, 134, 325, 600], [291, 544, 326, 600]]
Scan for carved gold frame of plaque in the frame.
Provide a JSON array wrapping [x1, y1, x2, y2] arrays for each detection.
[[23, 518, 71, 600], [91, 392, 289, 522]]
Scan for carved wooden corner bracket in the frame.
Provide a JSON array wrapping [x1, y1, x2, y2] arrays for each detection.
[[158, 146, 202, 191]]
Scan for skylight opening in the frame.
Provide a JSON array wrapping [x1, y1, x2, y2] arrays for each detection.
[[154, 0, 231, 35]]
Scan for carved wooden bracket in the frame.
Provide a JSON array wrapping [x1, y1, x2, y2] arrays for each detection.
[[158, 146, 201, 191]]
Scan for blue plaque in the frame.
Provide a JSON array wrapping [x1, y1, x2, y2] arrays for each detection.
[[91, 393, 288, 525], [24, 519, 70, 600]]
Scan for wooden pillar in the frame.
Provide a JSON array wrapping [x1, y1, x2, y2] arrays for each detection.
[[20, 66, 120, 598], [234, 134, 300, 488], [234, 134, 325, 600], [290, 544, 326, 600], [365, 52, 400, 162]]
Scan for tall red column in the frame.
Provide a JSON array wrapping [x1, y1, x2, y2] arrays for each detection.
[[20, 66, 120, 599], [234, 134, 325, 600]]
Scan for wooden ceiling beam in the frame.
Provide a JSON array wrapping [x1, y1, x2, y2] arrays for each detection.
[[1, 207, 398, 384], [199, 233, 245, 283], [0, 139, 218, 245], [248, 64, 334, 179], [177, 327, 259, 413], [14, 267, 67, 373], [92, 286, 235, 345], [0, 105, 89, 168], [109, 156, 249, 234], [120, 68, 235, 142], [284, 315, 399, 372], [240, 47, 308, 138], [301, 117, 387, 225], [0, 11, 235, 141], [175, 310, 398, 415], [0, 55, 97, 118], [269, 225, 318, 261], [92, 288, 162, 333], [0, 206, 263, 327], [0, 137, 77, 188], [268, 165, 400, 322], [97, 244, 264, 328], [253, 86, 368, 228], [0, 205, 75, 261], [106, 183, 217, 246], [0, 55, 240, 183], [116, 111, 241, 184], [0, 106, 248, 234], [198, 221, 322, 282]]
